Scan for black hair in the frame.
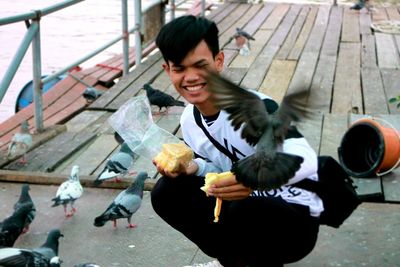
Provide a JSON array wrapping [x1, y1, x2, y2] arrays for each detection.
[[156, 15, 219, 65]]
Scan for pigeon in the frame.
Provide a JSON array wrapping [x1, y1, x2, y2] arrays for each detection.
[[7, 120, 33, 164], [0, 248, 61, 267], [13, 184, 36, 233], [0, 202, 34, 247], [93, 142, 136, 186], [82, 87, 103, 103], [143, 83, 185, 113], [350, 0, 365, 10], [32, 229, 63, 261], [94, 171, 149, 229], [205, 71, 308, 191], [233, 27, 255, 50], [51, 165, 83, 217]]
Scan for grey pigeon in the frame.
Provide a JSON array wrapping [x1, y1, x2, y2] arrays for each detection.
[[82, 87, 103, 103], [0, 248, 61, 267], [0, 202, 34, 247], [143, 83, 185, 113], [7, 120, 33, 164], [94, 171, 149, 228], [51, 165, 83, 217], [233, 27, 255, 50], [206, 71, 308, 191], [13, 184, 36, 234], [93, 142, 136, 186], [234, 27, 255, 41], [32, 229, 63, 261]]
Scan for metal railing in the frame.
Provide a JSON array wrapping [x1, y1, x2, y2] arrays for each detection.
[[0, 0, 207, 132]]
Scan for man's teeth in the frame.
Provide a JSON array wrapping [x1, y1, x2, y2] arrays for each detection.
[[186, 85, 203, 91]]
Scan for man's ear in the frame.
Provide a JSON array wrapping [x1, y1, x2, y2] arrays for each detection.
[[162, 62, 170, 74], [215, 51, 225, 72]]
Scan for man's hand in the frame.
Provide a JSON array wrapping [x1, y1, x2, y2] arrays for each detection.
[[206, 175, 252, 201], [152, 159, 199, 178]]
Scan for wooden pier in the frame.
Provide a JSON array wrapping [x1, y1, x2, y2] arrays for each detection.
[[0, 1, 399, 202]]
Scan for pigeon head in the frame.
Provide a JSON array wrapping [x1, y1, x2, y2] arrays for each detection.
[[42, 229, 64, 255], [22, 183, 30, 193], [127, 171, 149, 194], [70, 165, 80, 181], [21, 120, 30, 133]]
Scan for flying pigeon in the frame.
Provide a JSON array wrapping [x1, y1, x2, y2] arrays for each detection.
[[0, 248, 61, 267], [32, 229, 63, 261], [0, 202, 34, 247], [205, 71, 308, 191], [82, 87, 103, 103], [13, 184, 36, 233], [7, 120, 33, 164], [94, 171, 149, 229], [93, 142, 136, 186], [51, 165, 83, 217], [143, 83, 185, 113]]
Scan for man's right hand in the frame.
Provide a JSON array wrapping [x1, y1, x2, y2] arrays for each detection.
[[152, 159, 199, 178]]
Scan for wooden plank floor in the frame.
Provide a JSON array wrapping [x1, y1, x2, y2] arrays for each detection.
[[1, 1, 399, 202]]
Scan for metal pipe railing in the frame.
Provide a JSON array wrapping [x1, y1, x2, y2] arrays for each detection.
[[134, 0, 143, 66], [31, 18, 44, 131], [0, 22, 39, 101], [122, 0, 130, 75], [41, 24, 138, 85], [0, 0, 84, 26]]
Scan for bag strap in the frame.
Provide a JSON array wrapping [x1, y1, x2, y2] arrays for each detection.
[[193, 106, 239, 162], [292, 178, 320, 193]]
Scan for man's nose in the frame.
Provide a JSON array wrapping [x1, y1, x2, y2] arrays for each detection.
[[184, 68, 200, 82]]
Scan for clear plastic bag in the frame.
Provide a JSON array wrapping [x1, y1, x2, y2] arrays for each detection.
[[108, 95, 181, 159]]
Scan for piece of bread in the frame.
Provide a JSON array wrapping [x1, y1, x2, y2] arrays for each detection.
[[153, 143, 193, 172], [200, 171, 233, 222]]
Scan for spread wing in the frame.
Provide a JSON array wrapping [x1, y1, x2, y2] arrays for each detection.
[[206, 71, 269, 146]]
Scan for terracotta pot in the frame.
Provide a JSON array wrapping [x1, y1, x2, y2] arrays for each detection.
[[338, 118, 400, 178]]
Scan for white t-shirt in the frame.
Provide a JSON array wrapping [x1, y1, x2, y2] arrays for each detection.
[[181, 92, 324, 218]]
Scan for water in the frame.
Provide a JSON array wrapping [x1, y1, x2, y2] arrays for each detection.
[[0, 0, 139, 122]]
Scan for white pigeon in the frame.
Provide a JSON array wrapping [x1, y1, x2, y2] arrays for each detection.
[[7, 120, 33, 164], [94, 171, 149, 229], [93, 142, 136, 186], [51, 165, 83, 217]]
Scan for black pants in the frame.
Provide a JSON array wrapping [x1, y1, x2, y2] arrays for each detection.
[[151, 175, 320, 267]]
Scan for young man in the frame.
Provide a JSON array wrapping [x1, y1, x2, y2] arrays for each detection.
[[151, 15, 323, 267]]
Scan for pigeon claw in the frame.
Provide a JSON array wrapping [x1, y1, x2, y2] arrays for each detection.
[[18, 156, 28, 165], [127, 223, 137, 229]]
